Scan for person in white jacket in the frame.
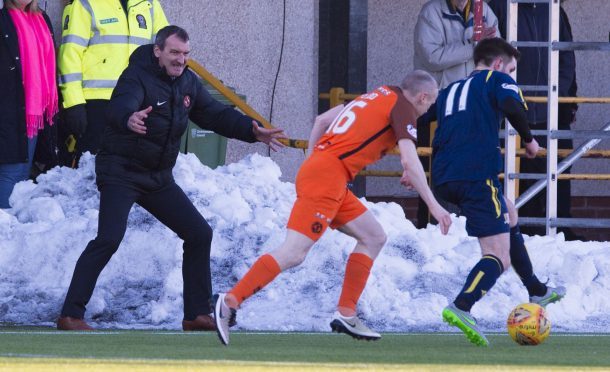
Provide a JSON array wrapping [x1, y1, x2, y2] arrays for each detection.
[[414, 0, 499, 89]]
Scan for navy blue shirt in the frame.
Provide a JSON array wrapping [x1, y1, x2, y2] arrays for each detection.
[[432, 70, 526, 185]]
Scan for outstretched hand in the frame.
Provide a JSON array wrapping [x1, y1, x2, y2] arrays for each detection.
[[252, 121, 288, 152], [431, 206, 452, 235], [127, 106, 152, 135], [400, 170, 451, 234]]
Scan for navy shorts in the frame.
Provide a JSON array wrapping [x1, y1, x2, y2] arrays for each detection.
[[434, 178, 509, 237]]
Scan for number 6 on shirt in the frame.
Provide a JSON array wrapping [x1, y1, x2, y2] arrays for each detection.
[[327, 100, 368, 134]]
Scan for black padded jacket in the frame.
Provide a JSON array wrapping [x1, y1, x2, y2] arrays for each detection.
[[101, 44, 257, 172]]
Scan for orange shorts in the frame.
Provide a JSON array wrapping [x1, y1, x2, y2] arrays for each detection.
[[287, 152, 368, 241]]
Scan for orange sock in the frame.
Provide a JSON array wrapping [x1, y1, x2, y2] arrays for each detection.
[[229, 254, 281, 307], [338, 253, 374, 314]]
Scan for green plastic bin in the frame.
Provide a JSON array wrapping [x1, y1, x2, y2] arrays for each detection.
[[180, 82, 246, 169]]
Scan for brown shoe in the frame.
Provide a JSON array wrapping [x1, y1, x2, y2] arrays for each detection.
[[182, 314, 216, 331], [57, 316, 94, 331]]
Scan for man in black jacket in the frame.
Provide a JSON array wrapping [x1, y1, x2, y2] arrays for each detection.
[[57, 25, 286, 331], [488, 0, 581, 240]]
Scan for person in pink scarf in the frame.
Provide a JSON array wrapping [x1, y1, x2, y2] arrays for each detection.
[[0, 0, 57, 208]]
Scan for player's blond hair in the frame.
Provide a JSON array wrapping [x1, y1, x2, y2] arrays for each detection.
[[400, 70, 438, 96]]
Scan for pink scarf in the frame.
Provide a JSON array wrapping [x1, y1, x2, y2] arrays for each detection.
[[8, 8, 58, 138]]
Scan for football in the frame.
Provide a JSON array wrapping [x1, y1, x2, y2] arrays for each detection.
[[507, 303, 551, 345]]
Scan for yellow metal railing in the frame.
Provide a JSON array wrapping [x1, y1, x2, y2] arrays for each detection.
[[318, 88, 610, 158], [187, 59, 308, 149], [185, 63, 610, 167], [320, 87, 610, 106]]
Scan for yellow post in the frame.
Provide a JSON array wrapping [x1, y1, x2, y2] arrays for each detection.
[[186, 59, 268, 126], [329, 87, 346, 108], [187, 59, 306, 147]]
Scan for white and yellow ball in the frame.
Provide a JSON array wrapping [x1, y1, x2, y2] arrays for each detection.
[[507, 303, 551, 345]]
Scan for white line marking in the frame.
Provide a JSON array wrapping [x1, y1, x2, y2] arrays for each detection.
[[0, 331, 608, 337]]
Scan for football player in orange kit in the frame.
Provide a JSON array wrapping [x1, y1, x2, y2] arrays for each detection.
[[213, 70, 452, 345]]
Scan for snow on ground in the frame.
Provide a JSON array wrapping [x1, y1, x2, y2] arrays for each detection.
[[0, 153, 608, 332]]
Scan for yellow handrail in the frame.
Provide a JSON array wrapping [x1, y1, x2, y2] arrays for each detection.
[[383, 147, 610, 158], [187, 59, 268, 127], [184, 66, 610, 163], [361, 171, 610, 180], [320, 89, 610, 105], [188, 59, 308, 149]]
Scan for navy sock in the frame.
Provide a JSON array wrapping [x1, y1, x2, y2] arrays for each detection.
[[510, 225, 547, 297], [454, 255, 504, 312]]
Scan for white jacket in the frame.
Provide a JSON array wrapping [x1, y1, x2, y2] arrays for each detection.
[[414, 0, 499, 88]]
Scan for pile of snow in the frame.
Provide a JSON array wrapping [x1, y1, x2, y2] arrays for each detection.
[[0, 153, 608, 332]]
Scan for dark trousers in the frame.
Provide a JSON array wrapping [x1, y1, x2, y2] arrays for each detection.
[[0, 137, 36, 208], [58, 99, 108, 167], [61, 181, 213, 321]]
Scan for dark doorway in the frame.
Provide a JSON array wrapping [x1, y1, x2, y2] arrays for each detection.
[[318, 0, 368, 196]]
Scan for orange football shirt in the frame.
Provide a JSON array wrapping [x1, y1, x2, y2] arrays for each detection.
[[314, 85, 418, 179]]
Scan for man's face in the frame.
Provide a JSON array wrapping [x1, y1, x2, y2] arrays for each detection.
[[154, 35, 190, 77], [492, 56, 517, 75], [415, 88, 438, 116]]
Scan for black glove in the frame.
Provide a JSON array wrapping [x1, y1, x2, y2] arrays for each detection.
[[64, 104, 88, 136]]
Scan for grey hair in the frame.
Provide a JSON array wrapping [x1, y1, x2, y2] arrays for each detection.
[[155, 25, 190, 50], [400, 70, 438, 95]]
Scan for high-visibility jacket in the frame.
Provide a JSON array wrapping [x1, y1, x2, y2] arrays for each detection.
[[58, 0, 168, 108]]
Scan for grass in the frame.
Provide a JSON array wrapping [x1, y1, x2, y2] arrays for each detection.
[[0, 327, 609, 369]]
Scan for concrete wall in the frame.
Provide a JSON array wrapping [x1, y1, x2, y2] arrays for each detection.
[[43, 0, 317, 183], [367, 0, 610, 197], [164, 1, 319, 182]]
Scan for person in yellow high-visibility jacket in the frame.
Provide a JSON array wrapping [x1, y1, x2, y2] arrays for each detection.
[[58, 0, 168, 165]]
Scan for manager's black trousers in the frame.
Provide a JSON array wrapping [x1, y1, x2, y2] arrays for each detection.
[[61, 180, 213, 321]]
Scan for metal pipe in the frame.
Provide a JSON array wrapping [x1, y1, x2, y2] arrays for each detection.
[[509, 173, 610, 181], [511, 41, 610, 51], [502, 129, 610, 140], [553, 41, 610, 52], [549, 130, 610, 139], [513, 41, 548, 48], [523, 130, 610, 139], [519, 217, 610, 229], [511, 0, 552, 4], [520, 85, 548, 92], [515, 122, 610, 208]]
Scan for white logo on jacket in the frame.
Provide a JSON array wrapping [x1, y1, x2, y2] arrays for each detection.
[[406, 124, 417, 139], [501, 83, 520, 95]]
